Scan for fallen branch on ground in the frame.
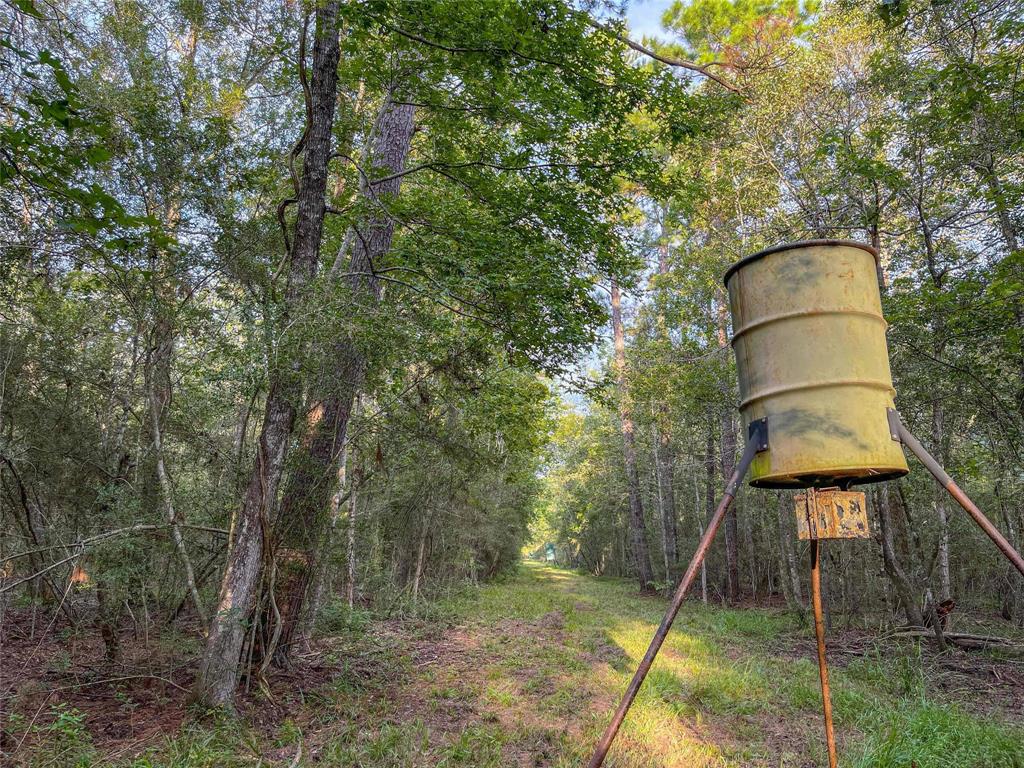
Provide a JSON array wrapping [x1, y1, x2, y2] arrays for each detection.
[[892, 628, 1021, 650]]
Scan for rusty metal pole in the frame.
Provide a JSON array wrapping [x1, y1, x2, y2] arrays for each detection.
[[587, 422, 765, 768], [893, 417, 1024, 578], [810, 537, 838, 768]]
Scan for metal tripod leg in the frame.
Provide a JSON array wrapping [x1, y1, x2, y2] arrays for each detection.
[[890, 412, 1024, 578], [810, 539, 838, 768], [587, 421, 766, 768]]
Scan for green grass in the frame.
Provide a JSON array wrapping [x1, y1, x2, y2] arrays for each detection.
[[852, 701, 1024, 768], [431, 563, 1023, 767], [11, 563, 1023, 767]]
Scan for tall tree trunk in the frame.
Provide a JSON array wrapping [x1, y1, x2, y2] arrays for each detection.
[[652, 225, 677, 574], [703, 422, 716, 604], [931, 401, 952, 603], [719, 410, 740, 603], [995, 481, 1023, 625], [267, 86, 417, 665], [344, 450, 360, 606], [611, 279, 655, 592], [743, 496, 756, 598], [193, 3, 342, 708], [894, 482, 947, 649], [232, 392, 255, 491], [147, 369, 206, 625], [716, 293, 740, 603], [411, 512, 432, 604], [786, 503, 803, 608], [145, 273, 200, 622], [877, 484, 924, 627], [653, 448, 670, 581], [915, 199, 954, 606], [347, 462, 359, 610], [776, 492, 803, 611], [973, 160, 1020, 255], [297, 442, 348, 645], [654, 418, 677, 577]]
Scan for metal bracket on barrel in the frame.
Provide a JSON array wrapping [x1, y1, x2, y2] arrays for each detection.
[[724, 419, 767, 497], [748, 417, 769, 452], [886, 408, 901, 442]]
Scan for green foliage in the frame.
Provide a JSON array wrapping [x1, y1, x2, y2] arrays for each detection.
[[3, 0, 696, 648], [22, 705, 96, 768], [0, 9, 145, 236], [664, 0, 819, 62], [316, 599, 373, 634], [853, 701, 1024, 768]]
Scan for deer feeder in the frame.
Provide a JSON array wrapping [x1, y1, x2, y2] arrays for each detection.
[[589, 240, 1024, 768], [724, 240, 909, 488]]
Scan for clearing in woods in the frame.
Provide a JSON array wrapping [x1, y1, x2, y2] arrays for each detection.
[[5, 562, 1024, 767]]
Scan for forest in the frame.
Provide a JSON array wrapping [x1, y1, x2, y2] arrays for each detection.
[[2, 0, 1023, 765]]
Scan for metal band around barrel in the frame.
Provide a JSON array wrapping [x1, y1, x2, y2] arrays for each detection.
[[731, 309, 887, 345], [723, 239, 879, 286], [739, 378, 896, 409]]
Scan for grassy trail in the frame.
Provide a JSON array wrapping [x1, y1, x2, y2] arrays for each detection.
[[360, 561, 1020, 768], [12, 563, 1024, 767], [211, 562, 1021, 767]]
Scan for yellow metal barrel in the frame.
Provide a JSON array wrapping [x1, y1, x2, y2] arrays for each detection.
[[725, 240, 909, 488]]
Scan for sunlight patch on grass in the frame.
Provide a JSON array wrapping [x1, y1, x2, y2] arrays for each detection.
[[615, 695, 730, 768], [603, 617, 772, 720]]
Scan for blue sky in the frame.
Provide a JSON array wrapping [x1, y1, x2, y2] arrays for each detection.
[[623, 0, 674, 38]]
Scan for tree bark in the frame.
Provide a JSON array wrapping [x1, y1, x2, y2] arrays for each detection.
[[297, 441, 347, 645], [877, 484, 924, 627], [193, 2, 342, 708], [267, 84, 417, 665], [652, 448, 669, 581], [715, 293, 740, 603], [611, 279, 655, 592], [654, 417, 677, 576], [776, 491, 803, 611], [347, 462, 359, 610], [916, 200, 953, 606], [719, 410, 740, 603], [147, 372, 207, 625], [232, 392, 255, 491], [702, 422, 715, 604], [652, 226, 677, 575], [973, 160, 1020, 255], [743, 494, 756, 598], [995, 481, 1023, 625], [931, 401, 952, 603], [411, 512, 431, 604]]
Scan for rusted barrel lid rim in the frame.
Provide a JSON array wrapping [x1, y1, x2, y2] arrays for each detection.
[[723, 239, 880, 287], [749, 468, 907, 489]]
